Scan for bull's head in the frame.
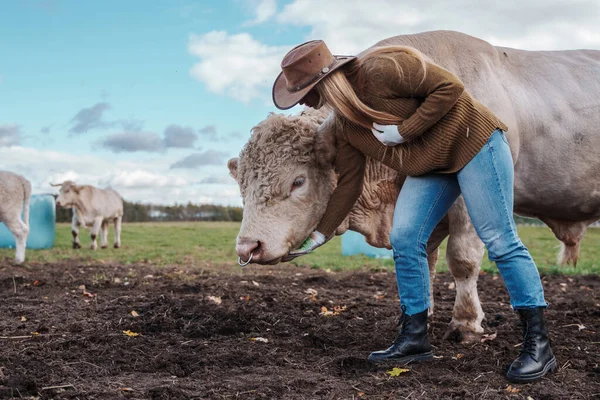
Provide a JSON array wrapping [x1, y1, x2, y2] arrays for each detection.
[[228, 108, 337, 265], [50, 181, 81, 208]]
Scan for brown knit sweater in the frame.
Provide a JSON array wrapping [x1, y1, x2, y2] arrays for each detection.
[[315, 51, 508, 238]]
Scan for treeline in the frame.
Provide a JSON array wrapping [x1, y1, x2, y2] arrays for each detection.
[[56, 201, 243, 223]]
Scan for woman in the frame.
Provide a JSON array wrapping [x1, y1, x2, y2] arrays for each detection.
[[272, 39, 556, 383]]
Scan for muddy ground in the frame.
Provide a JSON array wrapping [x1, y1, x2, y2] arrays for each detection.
[[0, 261, 599, 399]]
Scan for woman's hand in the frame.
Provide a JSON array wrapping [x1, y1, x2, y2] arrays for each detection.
[[371, 122, 405, 146], [282, 231, 327, 262]]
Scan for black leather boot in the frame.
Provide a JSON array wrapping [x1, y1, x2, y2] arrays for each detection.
[[506, 307, 557, 383], [368, 307, 433, 364]]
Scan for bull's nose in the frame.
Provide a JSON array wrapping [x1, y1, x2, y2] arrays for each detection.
[[236, 237, 261, 262]]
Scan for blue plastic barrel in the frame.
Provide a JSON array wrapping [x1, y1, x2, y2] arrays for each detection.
[[341, 230, 393, 258], [0, 194, 56, 249]]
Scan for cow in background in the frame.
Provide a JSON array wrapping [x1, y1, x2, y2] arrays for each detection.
[[0, 171, 32, 263], [52, 181, 123, 250]]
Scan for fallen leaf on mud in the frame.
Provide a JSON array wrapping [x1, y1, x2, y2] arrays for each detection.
[[386, 367, 409, 376], [252, 281, 260, 287], [239, 295, 251, 302], [78, 285, 96, 298], [357, 392, 365, 397], [119, 388, 134, 392], [320, 306, 347, 316], [114, 277, 122, 283], [33, 280, 45, 286], [456, 353, 463, 359], [130, 311, 139, 317], [206, 296, 222, 305], [373, 291, 385, 300], [320, 306, 335, 316], [526, 397, 534, 400], [448, 282, 456, 290], [505, 385, 520, 393], [250, 337, 269, 343], [143, 275, 154, 279], [481, 333, 497, 343], [31, 331, 39, 336], [123, 330, 140, 337], [20, 316, 26, 322], [305, 288, 318, 301]]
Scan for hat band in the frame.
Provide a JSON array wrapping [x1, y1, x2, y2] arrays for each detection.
[[286, 59, 340, 93]]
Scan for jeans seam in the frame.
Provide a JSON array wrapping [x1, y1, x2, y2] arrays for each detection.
[[414, 179, 449, 311], [487, 141, 518, 245]]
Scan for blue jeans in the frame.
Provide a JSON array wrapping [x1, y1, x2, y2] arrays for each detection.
[[391, 129, 547, 315]]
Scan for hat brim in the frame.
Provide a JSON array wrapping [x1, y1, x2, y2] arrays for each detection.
[[272, 56, 356, 110]]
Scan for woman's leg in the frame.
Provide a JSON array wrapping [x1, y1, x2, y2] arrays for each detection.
[[456, 129, 546, 308], [368, 173, 460, 364], [391, 174, 461, 315], [457, 129, 555, 382]]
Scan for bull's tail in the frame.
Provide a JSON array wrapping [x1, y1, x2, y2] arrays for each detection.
[[22, 179, 32, 228]]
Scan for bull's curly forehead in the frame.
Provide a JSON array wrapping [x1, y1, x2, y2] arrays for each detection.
[[236, 112, 322, 198]]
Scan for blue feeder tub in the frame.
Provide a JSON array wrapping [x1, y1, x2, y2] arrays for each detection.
[[341, 230, 393, 258], [0, 193, 56, 249]]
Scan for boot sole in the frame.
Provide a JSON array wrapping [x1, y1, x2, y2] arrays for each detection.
[[506, 356, 557, 383], [368, 351, 434, 365]]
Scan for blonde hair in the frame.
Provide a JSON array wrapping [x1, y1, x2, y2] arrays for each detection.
[[315, 46, 427, 130]]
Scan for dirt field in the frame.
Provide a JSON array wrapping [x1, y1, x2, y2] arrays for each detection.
[[0, 261, 599, 399]]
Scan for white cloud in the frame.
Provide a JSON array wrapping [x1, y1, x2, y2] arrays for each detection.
[[277, 0, 600, 53], [245, 0, 277, 25], [187, 0, 599, 105], [0, 147, 241, 206], [100, 170, 188, 189], [188, 31, 288, 102]]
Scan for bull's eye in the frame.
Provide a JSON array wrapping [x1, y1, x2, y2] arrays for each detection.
[[292, 177, 305, 191]]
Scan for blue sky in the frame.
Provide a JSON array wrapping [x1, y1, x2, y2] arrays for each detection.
[[1, 0, 599, 205]]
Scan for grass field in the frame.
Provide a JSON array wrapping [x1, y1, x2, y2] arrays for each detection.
[[1, 222, 599, 275]]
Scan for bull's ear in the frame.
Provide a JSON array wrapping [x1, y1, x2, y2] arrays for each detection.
[[314, 115, 337, 168], [227, 158, 239, 182]]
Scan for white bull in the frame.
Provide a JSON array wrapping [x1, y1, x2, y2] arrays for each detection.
[[0, 171, 31, 263], [230, 30, 600, 341], [52, 181, 124, 250]]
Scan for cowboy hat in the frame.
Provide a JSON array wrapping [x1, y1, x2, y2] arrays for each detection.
[[272, 40, 355, 110]]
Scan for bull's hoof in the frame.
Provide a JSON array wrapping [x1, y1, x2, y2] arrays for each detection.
[[73, 242, 81, 249], [90, 244, 98, 251], [443, 323, 483, 343], [101, 245, 108, 249], [114, 243, 120, 249]]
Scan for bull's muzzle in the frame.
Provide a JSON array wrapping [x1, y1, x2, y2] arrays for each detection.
[[235, 237, 261, 266]]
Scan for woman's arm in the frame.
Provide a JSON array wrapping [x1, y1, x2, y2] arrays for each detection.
[[387, 52, 465, 142], [315, 135, 366, 238]]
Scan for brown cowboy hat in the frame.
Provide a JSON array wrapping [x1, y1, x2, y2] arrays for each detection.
[[272, 40, 355, 110]]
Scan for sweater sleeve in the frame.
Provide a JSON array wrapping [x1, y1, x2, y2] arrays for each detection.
[[315, 132, 366, 238], [388, 52, 465, 142]]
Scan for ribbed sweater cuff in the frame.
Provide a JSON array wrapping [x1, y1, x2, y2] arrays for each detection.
[[397, 117, 429, 142]]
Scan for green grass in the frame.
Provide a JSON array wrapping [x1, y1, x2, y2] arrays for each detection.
[[1, 222, 599, 275]]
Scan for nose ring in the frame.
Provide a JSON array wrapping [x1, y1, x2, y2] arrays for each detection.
[[238, 252, 253, 267]]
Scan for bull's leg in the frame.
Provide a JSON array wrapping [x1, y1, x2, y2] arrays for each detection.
[[71, 212, 81, 249], [444, 198, 485, 343], [5, 215, 29, 264], [113, 216, 122, 248], [90, 218, 102, 250], [100, 221, 109, 249]]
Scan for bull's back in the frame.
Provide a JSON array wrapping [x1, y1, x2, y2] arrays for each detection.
[[373, 31, 600, 221]]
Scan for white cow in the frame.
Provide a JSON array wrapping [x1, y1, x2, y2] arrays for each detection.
[[0, 171, 31, 263], [52, 181, 124, 250]]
